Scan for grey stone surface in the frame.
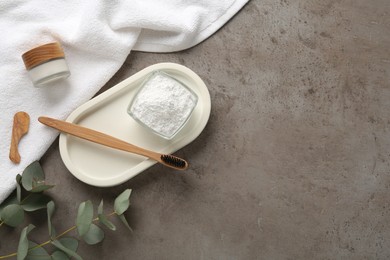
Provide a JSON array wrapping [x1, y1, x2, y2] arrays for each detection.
[[2, 0, 390, 259]]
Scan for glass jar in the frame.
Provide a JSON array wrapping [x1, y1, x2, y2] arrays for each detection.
[[22, 42, 70, 87], [128, 71, 198, 139]]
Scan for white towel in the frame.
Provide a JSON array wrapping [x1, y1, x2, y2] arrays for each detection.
[[0, 0, 248, 203]]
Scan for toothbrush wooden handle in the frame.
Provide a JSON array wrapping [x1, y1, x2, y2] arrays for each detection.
[[38, 116, 160, 160]]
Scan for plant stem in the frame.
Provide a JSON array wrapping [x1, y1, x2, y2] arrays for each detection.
[[0, 252, 16, 259], [20, 193, 33, 204], [28, 225, 77, 253], [107, 211, 116, 217], [55, 225, 77, 239], [0, 211, 117, 259]]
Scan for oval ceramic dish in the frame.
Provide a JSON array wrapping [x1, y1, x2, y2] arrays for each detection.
[[59, 63, 211, 186]]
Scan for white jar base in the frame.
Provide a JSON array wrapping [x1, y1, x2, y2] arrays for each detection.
[[28, 59, 70, 87]]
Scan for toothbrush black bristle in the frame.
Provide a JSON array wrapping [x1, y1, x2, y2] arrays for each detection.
[[160, 155, 188, 169]]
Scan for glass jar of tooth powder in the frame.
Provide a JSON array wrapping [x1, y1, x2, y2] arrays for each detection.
[[22, 42, 70, 87], [128, 71, 198, 139]]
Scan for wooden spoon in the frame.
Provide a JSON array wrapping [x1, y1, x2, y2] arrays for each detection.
[[9, 111, 30, 163]]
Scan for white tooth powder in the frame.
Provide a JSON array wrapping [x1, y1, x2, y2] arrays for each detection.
[[128, 71, 198, 139]]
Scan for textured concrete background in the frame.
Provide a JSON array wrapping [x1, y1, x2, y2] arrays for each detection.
[[2, 0, 390, 259]]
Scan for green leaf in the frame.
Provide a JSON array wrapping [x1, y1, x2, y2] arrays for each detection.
[[58, 237, 78, 252], [50, 238, 78, 260], [51, 237, 79, 260], [1, 204, 24, 227], [114, 189, 132, 215], [30, 185, 55, 193], [118, 214, 132, 232], [98, 200, 103, 215], [16, 174, 22, 183], [26, 241, 51, 260], [98, 214, 116, 231], [51, 240, 82, 260], [17, 224, 35, 260], [21, 161, 54, 193], [47, 201, 56, 238], [16, 174, 22, 203], [97, 200, 116, 230], [51, 251, 69, 260], [21, 194, 51, 212], [76, 200, 93, 236], [21, 161, 45, 191], [0, 191, 18, 215], [82, 224, 104, 245]]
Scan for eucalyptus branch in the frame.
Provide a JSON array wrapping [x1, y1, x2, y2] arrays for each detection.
[[24, 211, 117, 255], [0, 161, 133, 260], [0, 226, 78, 258]]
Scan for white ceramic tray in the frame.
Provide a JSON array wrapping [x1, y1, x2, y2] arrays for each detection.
[[59, 63, 211, 186]]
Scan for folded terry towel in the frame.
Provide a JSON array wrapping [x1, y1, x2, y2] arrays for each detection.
[[0, 0, 248, 203]]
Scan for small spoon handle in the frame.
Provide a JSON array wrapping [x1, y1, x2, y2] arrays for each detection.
[[9, 112, 30, 163]]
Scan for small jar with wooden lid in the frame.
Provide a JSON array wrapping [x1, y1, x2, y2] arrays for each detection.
[[22, 42, 70, 87]]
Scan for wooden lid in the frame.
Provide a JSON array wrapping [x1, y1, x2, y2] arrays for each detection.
[[22, 42, 65, 70]]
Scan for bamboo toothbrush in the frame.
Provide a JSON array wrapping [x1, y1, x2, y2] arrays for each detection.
[[38, 116, 188, 170]]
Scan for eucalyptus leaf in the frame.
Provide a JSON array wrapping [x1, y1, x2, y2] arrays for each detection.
[[26, 254, 51, 260], [16, 174, 22, 203], [98, 214, 116, 231], [76, 200, 93, 236], [51, 251, 69, 260], [0, 191, 18, 215], [1, 204, 24, 227], [49, 238, 78, 260], [47, 201, 55, 237], [51, 240, 82, 260], [82, 224, 104, 245], [22, 161, 45, 191], [114, 189, 132, 215], [17, 224, 35, 260], [118, 214, 133, 232], [25, 241, 51, 260], [21, 194, 51, 212], [16, 174, 22, 184], [58, 237, 78, 252], [98, 200, 103, 215], [30, 185, 55, 193]]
